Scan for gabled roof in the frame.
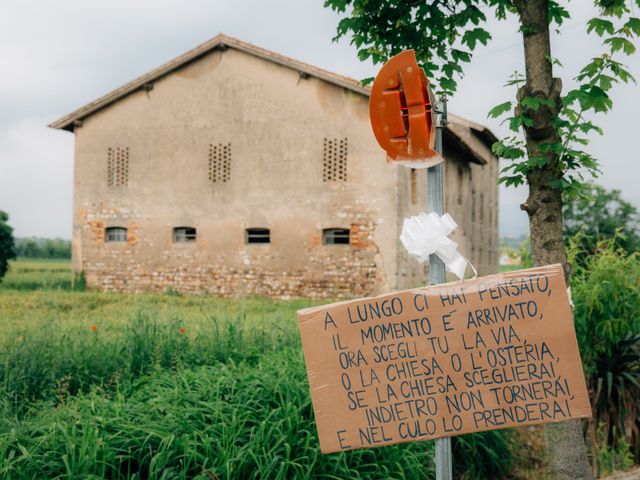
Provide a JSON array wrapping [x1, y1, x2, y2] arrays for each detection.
[[48, 33, 498, 165], [48, 33, 370, 132]]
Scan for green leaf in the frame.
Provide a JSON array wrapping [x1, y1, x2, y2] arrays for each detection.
[[438, 77, 457, 93], [502, 146, 525, 160], [499, 175, 525, 188], [549, 1, 570, 26], [508, 116, 523, 131], [324, 0, 348, 12], [451, 49, 472, 63], [598, 74, 616, 90], [576, 121, 604, 135], [576, 57, 603, 81], [359, 76, 374, 87], [580, 85, 613, 113], [442, 62, 463, 78], [508, 115, 534, 131], [604, 36, 636, 55], [625, 17, 640, 36], [587, 18, 615, 36], [608, 60, 636, 83], [336, 17, 353, 38], [461, 28, 491, 50], [595, 0, 629, 17], [520, 97, 541, 110], [520, 96, 555, 111], [492, 140, 525, 159], [467, 5, 486, 26], [535, 156, 551, 168], [487, 101, 512, 118], [357, 48, 370, 61]]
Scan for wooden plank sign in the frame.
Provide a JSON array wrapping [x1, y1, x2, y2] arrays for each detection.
[[297, 264, 591, 453]]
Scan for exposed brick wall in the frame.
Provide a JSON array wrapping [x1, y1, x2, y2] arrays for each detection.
[[79, 206, 384, 300], [84, 258, 378, 300]]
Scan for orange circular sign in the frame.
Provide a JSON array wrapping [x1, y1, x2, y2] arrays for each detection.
[[369, 50, 441, 167]]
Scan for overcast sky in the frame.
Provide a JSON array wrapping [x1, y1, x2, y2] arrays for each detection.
[[0, 1, 638, 239]]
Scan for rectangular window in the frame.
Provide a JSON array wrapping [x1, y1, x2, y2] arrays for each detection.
[[209, 143, 231, 183], [323, 228, 350, 245], [173, 227, 196, 243], [323, 138, 347, 182], [105, 227, 127, 243], [107, 146, 129, 186], [246, 228, 270, 244]]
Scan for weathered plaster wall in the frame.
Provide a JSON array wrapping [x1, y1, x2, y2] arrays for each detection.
[[444, 137, 500, 277], [73, 48, 396, 299]]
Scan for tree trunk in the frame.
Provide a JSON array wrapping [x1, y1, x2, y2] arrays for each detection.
[[514, 1, 593, 479]]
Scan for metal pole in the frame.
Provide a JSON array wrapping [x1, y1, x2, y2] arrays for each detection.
[[429, 96, 452, 480]]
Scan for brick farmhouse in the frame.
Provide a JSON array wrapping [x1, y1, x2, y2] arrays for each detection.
[[50, 34, 499, 299]]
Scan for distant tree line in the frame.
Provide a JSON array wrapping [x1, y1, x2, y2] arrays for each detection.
[[15, 238, 71, 259]]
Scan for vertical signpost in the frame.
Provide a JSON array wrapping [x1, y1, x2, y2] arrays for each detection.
[[429, 97, 451, 480], [369, 49, 454, 478]]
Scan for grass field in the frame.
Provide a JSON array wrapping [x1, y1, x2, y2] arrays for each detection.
[[0, 260, 537, 479]]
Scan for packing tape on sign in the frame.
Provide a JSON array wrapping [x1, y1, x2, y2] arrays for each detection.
[[399, 211, 477, 280]]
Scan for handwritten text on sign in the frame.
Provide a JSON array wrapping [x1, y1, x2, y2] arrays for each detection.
[[297, 264, 591, 453]]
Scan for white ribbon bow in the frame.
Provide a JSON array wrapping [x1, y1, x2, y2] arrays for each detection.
[[400, 212, 471, 280]]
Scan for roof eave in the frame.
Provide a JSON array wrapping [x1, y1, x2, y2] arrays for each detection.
[[443, 128, 487, 166]]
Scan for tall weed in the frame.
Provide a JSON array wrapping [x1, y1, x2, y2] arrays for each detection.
[[0, 354, 433, 479], [0, 311, 299, 413]]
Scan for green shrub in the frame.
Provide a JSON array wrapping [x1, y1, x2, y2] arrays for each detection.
[[0, 212, 16, 282], [569, 236, 640, 466], [72, 271, 86, 291]]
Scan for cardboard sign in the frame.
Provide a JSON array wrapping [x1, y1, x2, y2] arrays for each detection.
[[297, 264, 591, 453]]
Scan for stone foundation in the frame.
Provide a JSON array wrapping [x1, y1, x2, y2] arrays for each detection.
[[84, 257, 378, 300]]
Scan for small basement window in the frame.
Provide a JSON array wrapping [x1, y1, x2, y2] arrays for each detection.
[[105, 227, 127, 243], [246, 228, 270, 244], [174, 227, 197, 243], [323, 228, 350, 245]]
